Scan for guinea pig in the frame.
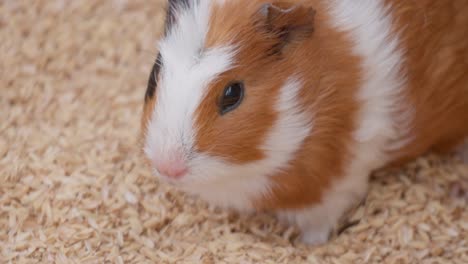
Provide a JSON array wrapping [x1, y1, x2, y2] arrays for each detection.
[[140, 0, 468, 245]]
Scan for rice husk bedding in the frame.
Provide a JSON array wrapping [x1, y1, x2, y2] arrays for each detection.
[[1, 0, 468, 263]]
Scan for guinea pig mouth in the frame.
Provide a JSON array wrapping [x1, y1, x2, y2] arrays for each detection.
[[153, 169, 212, 191], [152, 167, 191, 186]]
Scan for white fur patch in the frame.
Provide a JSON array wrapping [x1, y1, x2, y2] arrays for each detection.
[[278, 0, 410, 245], [145, 0, 236, 164], [183, 78, 313, 211], [277, 157, 369, 244], [331, 0, 410, 193], [329, 0, 410, 149]]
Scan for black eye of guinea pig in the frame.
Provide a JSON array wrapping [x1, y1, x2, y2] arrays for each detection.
[[219, 81, 244, 115]]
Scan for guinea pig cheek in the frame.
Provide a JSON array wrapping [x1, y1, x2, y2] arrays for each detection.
[[193, 86, 277, 165]]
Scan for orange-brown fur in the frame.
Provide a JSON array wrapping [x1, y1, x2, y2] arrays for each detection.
[[196, 0, 362, 210], [385, 0, 468, 166], [196, 0, 468, 210], [142, 0, 468, 212], [196, 1, 287, 163]]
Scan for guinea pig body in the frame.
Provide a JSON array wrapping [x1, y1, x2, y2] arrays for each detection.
[[141, 0, 468, 244]]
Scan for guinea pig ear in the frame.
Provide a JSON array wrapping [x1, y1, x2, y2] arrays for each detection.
[[258, 2, 316, 52]]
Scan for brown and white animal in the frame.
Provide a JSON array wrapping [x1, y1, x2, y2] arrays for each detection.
[[141, 0, 468, 244]]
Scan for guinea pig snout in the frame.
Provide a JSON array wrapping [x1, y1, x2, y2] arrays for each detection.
[[153, 153, 188, 179]]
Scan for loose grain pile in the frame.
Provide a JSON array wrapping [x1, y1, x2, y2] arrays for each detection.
[[1, 1, 468, 263]]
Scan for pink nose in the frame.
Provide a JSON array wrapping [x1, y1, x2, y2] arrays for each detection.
[[154, 159, 188, 179]]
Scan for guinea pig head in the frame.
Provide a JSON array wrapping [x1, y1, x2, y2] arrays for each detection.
[[141, 0, 316, 206]]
